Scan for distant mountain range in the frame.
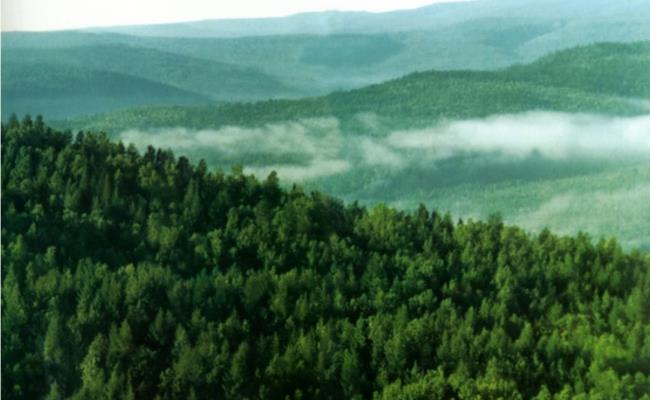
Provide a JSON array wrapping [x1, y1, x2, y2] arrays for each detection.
[[59, 42, 650, 134], [3, 0, 650, 120], [84, 0, 650, 38]]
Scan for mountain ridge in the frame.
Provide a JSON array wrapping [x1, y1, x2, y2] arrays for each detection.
[[57, 41, 650, 134], [82, 0, 650, 38], [3, 0, 650, 119]]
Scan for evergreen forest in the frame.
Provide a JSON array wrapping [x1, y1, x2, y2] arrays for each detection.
[[3, 117, 649, 399]]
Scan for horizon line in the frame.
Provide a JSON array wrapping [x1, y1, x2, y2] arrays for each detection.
[[1, 0, 474, 33]]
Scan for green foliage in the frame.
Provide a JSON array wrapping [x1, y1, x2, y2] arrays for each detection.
[[2, 119, 649, 399], [0, 60, 211, 119], [299, 34, 404, 67], [331, 159, 650, 252], [63, 41, 650, 133], [1, 44, 299, 118], [505, 42, 650, 99]]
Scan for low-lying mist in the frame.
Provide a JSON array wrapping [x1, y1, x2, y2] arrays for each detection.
[[120, 111, 650, 180], [119, 111, 650, 249], [121, 117, 347, 181]]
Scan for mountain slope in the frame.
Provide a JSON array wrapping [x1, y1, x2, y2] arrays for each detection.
[[1, 44, 300, 119], [62, 42, 650, 134], [2, 119, 649, 399], [505, 42, 650, 98], [87, 0, 650, 38], [3, 0, 650, 120], [3, 44, 300, 101], [0, 61, 211, 119]]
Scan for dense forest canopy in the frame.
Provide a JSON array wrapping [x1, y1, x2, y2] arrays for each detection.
[[2, 118, 649, 399], [46, 41, 650, 252]]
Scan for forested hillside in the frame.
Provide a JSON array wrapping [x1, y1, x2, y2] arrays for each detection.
[[54, 41, 650, 252], [2, 44, 299, 118], [505, 42, 650, 98], [3, 0, 650, 120], [0, 60, 212, 119], [63, 42, 650, 133], [3, 118, 649, 399]]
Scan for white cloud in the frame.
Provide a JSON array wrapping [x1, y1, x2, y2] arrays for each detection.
[[386, 112, 650, 160], [119, 112, 650, 182]]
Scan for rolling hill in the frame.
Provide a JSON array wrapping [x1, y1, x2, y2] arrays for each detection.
[[3, 2, 650, 399], [1, 44, 300, 119], [60, 42, 650, 134], [87, 0, 650, 38], [3, 118, 649, 399], [46, 42, 650, 252], [3, 0, 650, 120], [0, 61, 211, 118]]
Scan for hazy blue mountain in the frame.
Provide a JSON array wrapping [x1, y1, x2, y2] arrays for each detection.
[[86, 0, 650, 38], [61, 42, 650, 133], [3, 0, 650, 120], [1, 61, 211, 118], [1, 31, 123, 49], [4, 44, 300, 100]]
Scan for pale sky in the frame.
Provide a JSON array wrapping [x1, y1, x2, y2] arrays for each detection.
[[1, 0, 465, 32]]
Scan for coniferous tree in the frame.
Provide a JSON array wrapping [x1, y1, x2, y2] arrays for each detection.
[[1, 118, 649, 399]]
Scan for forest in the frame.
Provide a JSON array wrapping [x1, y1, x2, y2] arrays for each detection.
[[58, 41, 650, 134], [3, 117, 649, 399], [4, 10, 650, 121]]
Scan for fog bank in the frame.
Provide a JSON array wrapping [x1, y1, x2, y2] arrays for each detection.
[[119, 112, 650, 180]]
